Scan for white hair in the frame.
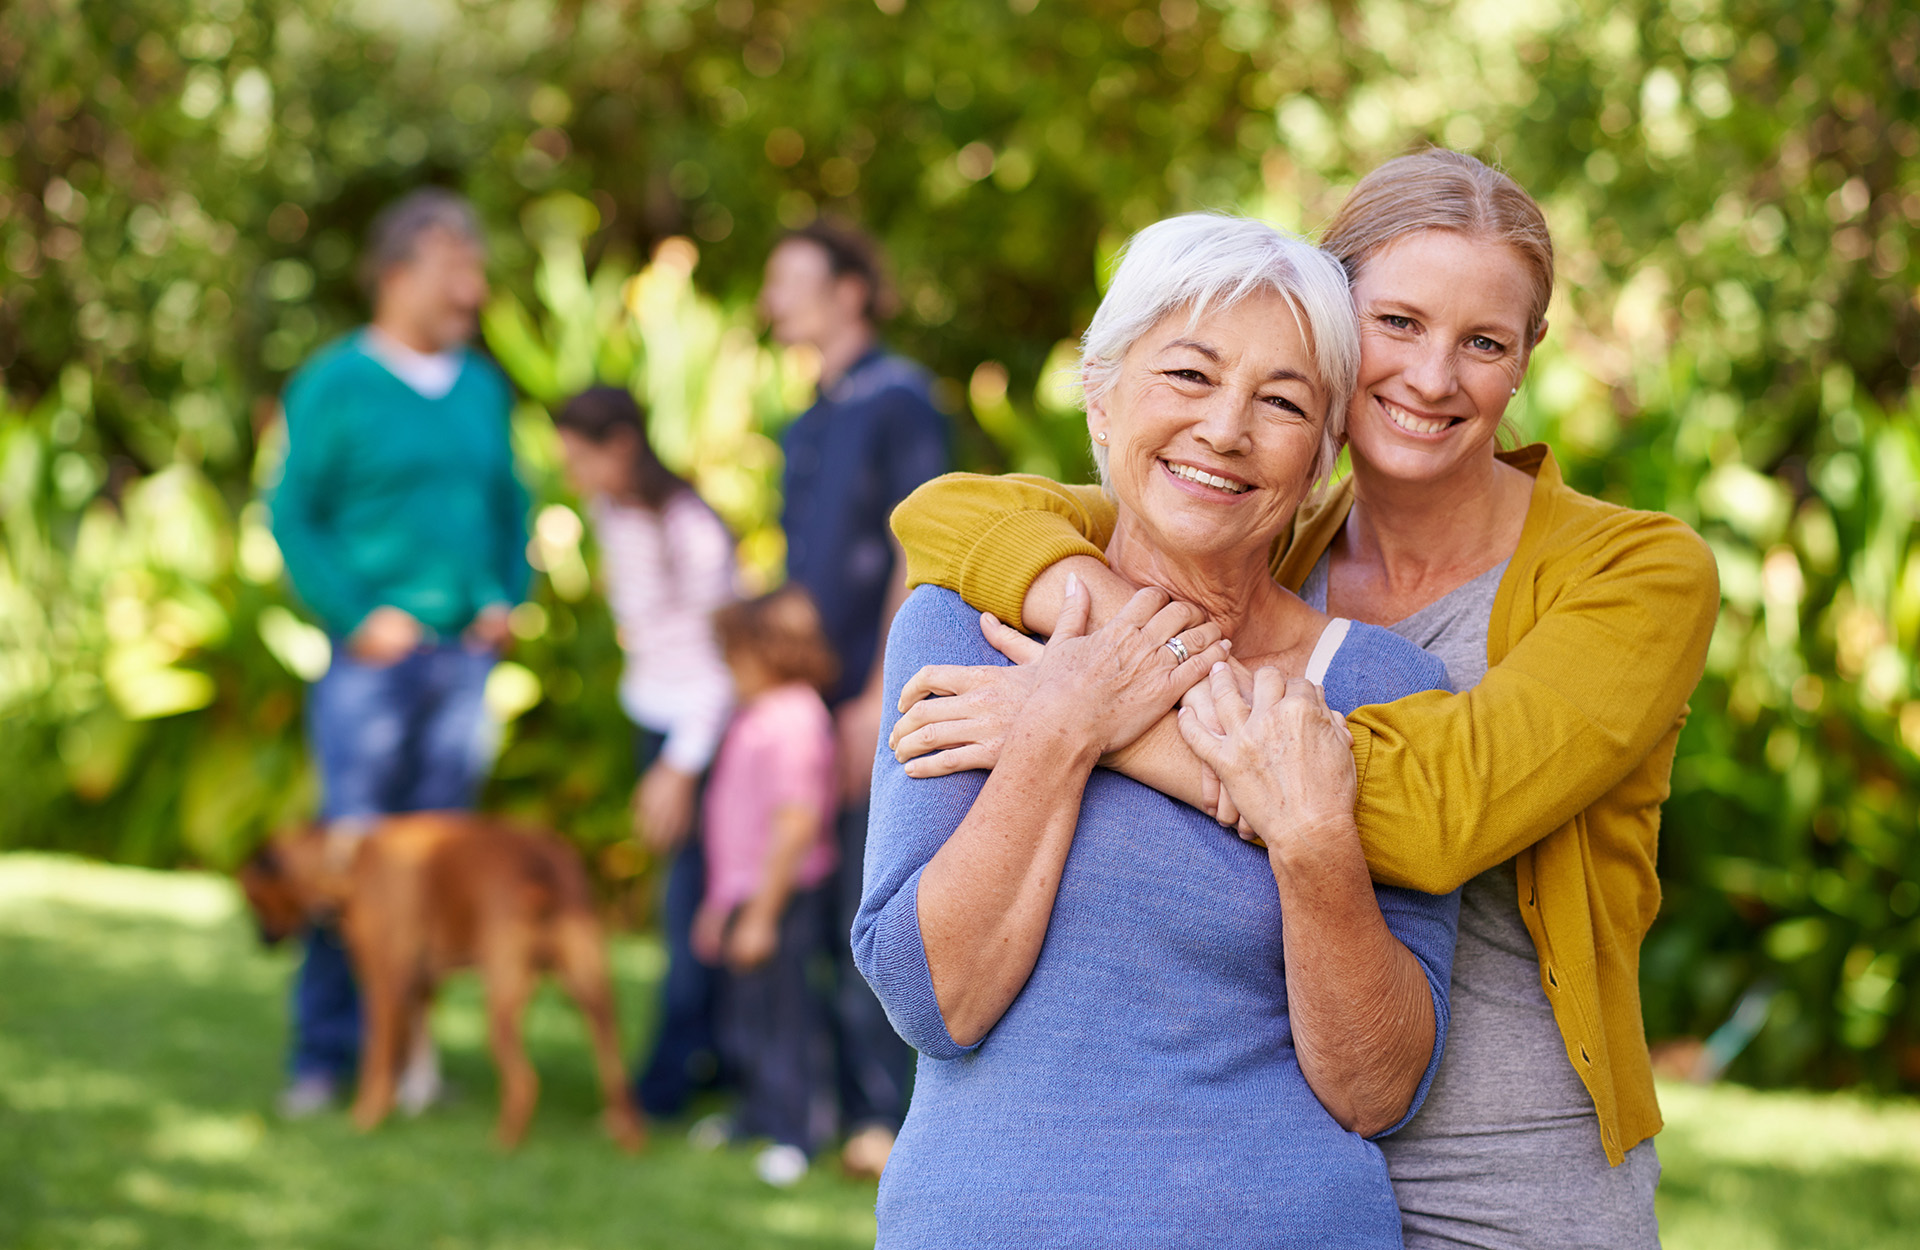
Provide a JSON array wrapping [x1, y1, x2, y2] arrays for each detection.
[[1081, 213, 1359, 485]]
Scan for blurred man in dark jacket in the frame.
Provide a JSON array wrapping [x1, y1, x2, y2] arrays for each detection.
[[759, 220, 949, 1177]]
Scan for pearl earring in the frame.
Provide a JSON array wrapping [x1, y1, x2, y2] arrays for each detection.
[[1510, 387, 1518, 396], [1096, 432, 1107, 442]]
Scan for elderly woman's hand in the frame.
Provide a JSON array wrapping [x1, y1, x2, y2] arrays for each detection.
[[1010, 576, 1229, 758], [1176, 663, 1357, 856], [893, 579, 1227, 773], [1178, 656, 1256, 834]]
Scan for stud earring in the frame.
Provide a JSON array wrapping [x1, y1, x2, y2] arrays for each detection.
[[1510, 387, 1519, 396], [1096, 431, 1107, 442]]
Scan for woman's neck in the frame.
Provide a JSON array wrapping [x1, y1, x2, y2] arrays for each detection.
[[1104, 519, 1322, 661], [1339, 451, 1532, 595]]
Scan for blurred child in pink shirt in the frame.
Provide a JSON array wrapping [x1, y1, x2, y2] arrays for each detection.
[[694, 586, 840, 1185]]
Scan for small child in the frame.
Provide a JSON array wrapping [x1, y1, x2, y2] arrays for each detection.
[[695, 586, 841, 1186]]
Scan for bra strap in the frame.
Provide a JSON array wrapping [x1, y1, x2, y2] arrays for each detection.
[[1303, 618, 1353, 686]]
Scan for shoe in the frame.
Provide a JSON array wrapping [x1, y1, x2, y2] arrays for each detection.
[[841, 1124, 895, 1179], [755, 1143, 809, 1187], [276, 1073, 341, 1119], [688, 1112, 734, 1152], [395, 1037, 446, 1117]]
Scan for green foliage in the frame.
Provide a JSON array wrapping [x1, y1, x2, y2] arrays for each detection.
[[3, 0, 1918, 1087]]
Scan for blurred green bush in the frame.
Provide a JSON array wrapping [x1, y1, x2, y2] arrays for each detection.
[[2, 0, 1917, 1088]]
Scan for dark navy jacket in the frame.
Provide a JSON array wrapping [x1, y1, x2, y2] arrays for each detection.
[[780, 347, 949, 705]]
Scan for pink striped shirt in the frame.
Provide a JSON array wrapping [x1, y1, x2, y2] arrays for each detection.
[[592, 491, 737, 773]]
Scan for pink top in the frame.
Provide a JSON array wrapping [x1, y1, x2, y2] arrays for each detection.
[[702, 682, 839, 912]]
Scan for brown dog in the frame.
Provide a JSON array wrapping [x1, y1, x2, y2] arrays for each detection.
[[239, 812, 645, 1152]]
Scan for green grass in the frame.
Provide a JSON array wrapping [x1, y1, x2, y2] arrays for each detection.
[[5, 853, 1920, 1249], [0, 854, 877, 1250]]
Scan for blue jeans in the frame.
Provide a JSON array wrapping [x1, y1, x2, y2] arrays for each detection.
[[632, 728, 726, 1115], [287, 641, 496, 1081]]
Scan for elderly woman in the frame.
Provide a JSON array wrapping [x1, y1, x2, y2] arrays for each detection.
[[853, 216, 1460, 1246], [890, 151, 1718, 1248]]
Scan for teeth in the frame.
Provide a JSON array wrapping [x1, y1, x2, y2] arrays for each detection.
[[1167, 462, 1249, 493], [1383, 400, 1454, 435]]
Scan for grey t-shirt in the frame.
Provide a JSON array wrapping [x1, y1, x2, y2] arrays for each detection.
[[1302, 553, 1660, 1250]]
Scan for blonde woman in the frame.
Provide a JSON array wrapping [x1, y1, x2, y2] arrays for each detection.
[[887, 151, 1717, 1248]]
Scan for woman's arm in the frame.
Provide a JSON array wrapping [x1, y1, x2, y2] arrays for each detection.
[[895, 479, 1721, 895], [892, 473, 1116, 631], [854, 582, 1225, 1053], [1179, 667, 1451, 1135], [1348, 513, 1717, 891], [915, 685, 1102, 1045]]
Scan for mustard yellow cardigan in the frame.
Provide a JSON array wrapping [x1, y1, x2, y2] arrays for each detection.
[[889, 445, 1719, 1165]]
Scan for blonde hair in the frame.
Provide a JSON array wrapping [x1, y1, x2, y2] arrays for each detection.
[[1321, 149, 1554, 348], [1080, 213, 1359, 485]]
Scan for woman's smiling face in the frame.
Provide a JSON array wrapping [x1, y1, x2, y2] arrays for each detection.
[[1089, 287, 1328, 568], [1347, 230, 1539, 485]]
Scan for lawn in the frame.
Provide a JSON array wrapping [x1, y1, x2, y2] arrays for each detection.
[[3, 853, 1918, 1250]]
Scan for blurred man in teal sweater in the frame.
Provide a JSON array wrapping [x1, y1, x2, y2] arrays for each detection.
[[268, 189, 528, 1115]]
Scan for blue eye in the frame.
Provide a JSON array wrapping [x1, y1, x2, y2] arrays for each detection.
[[1470, 335, 1506, 353]]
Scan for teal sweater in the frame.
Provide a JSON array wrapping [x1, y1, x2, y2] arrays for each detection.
[[270, 332, 530, 638]]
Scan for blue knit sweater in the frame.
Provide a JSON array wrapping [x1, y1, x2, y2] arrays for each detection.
[[855, 587, 1460, 1248]]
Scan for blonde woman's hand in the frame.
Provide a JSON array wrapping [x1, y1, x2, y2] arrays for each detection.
[[888, 612, 1044, 777], [1176, 664, 1357, 857]]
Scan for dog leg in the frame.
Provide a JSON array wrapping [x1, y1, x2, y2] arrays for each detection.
[[482, 945, 539, 1149], [395, 994, 443, 1117], [554, 913, 646, 1153], [351, 958, 406, 1133]]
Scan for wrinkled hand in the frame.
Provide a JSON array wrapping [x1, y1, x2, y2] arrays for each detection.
[[349, 605, 423, 666], [1181, 657, 1256, 835], [888, 612, 1044, 777], [634, 762, 698, 852], [1176, 664, 1357, 854], [1024, 576, 1230, 759], [726, 905, 780, 971]]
